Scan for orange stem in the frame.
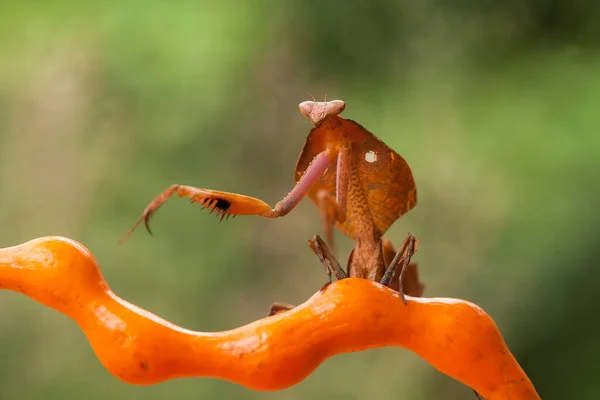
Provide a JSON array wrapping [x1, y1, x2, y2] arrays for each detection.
[[0, 237, 539, 399]]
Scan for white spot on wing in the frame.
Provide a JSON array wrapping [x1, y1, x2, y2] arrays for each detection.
[[365, 150, 377, 163]]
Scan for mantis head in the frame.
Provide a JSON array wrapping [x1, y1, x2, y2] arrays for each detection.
[[299, 100, 346, 127]]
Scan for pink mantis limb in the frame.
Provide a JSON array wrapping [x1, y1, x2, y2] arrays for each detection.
[[335, 144, 352, 223], [269, 149, 334, 217], [121, 149, 335, 242]]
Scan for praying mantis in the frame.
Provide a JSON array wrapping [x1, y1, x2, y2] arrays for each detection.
[[121, 99, 424, 307]]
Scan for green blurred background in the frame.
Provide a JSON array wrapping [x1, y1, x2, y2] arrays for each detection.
[[1, 1, 599, 399]]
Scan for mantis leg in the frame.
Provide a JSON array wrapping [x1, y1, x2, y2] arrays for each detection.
[[315, 190, 342, 254], [267, 234, 346, 317], [380, 233, 419, 304], [267, 302, 295, 316], [335, 144, 352, 223], [308, 234, 348, 283], [272, 149, 333, 217], [121, 150, 334, 242], [311, 145, 352, 253], [381, 237, 424, 298], [119, 185, 273, 243]]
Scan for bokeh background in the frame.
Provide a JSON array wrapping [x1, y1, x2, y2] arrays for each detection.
[[1, 1, 599, 399]]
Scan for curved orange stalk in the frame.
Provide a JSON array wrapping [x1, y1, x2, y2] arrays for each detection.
[[0, 237, 539, 399]]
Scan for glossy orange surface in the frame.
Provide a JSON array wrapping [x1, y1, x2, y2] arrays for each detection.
[[0, 236, 539, 399]]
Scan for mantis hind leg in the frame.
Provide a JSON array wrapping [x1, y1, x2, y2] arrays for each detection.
[[308, 234, 348, 283], [266, 234, 347, 316], [380, 234, 423, 304]]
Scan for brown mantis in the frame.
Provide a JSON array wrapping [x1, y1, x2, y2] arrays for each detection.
[[118, 98, 494, 398], [121, 100, 423, 307]]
